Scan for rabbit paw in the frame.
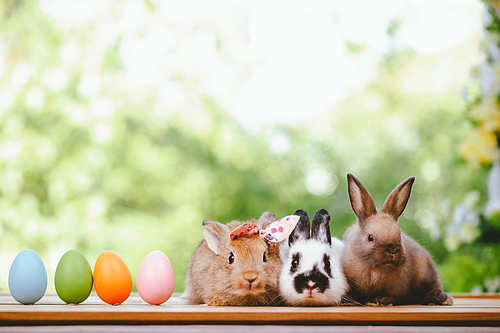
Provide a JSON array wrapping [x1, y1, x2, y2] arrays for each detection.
[[424, 289, 453, 306], [367, 296, 394, 306], [206, 299, 228, 306]]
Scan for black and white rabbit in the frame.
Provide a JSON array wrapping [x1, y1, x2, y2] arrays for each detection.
[[279, 209, 348, 306]]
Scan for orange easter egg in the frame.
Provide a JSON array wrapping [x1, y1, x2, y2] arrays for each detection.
[[93, 251, 132, 305]]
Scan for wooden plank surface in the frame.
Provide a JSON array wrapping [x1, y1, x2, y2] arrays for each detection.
[[1, 293, 500, 326], [1, 326, 500, 333]]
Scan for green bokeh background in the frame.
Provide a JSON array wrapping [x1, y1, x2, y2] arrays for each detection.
[[0, 0, 498, 294]]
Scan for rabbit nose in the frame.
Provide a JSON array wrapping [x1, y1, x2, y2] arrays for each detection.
[[246, 277, 257, 284], [308, 281, 318, 290], [243, 272, 258, 284], [386, 248, 400, 261]]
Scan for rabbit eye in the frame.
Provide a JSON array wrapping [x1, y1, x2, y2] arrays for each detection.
[[323, 255, 331, 270], [368, 235, 374, 242], [323, 254, 332, 277], [229, 252, 234, 264], [263, 252, 267, 262], [290, 253, 300, 273]]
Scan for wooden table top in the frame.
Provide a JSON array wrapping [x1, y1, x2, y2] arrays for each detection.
[[1, 293, 500, 327]]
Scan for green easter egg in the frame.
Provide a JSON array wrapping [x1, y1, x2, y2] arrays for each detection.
[[55, 249, 93, 304]]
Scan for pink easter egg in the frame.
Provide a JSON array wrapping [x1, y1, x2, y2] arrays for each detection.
[[136, 251, 175, 305]]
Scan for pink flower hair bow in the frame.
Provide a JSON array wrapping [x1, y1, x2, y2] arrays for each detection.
[[229, 215, 300, 252]]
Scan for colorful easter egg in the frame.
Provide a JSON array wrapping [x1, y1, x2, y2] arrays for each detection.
[[8, 249, 47, 305], [137, 250, 175, 305], [54, 249, 93, 304], [93, 250, 132, 305]]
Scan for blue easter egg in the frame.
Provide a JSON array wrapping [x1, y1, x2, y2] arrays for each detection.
[[8, 249, 47, 304]]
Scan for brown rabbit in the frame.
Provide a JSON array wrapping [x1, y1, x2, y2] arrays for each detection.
[[342, 174, 453, 306], [182, 211, 282, 306]]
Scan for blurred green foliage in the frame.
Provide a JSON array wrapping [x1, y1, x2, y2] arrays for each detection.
[[0, 0, 497, 295]]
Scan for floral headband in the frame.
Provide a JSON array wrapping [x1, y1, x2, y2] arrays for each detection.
[[229, 215, 300, 252]]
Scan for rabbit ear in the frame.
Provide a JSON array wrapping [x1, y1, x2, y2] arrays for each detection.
[[381, 176, 415, 222], [347, 173, 377, 229], [256, 211, 277, 229], [202, 220, 231, 255], [311, 208, 332, 245], [289, 209, 310, 246]]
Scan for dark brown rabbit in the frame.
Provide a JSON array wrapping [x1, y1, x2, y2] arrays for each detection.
[[342, 174, 453, 306]]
